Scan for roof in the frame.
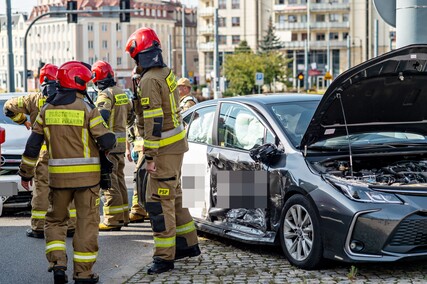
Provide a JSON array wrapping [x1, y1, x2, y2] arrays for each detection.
[[198, 94, 322, 107]]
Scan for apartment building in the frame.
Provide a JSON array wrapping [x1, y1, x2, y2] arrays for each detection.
[[0, 13, 27, 91], [25, 0, 197, 90]]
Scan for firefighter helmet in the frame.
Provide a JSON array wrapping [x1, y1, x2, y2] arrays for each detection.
[[57, 61, 92, 91], [39, 63, 58, 85], [125, 27, 161, 59], [92, 60, 114, 83]]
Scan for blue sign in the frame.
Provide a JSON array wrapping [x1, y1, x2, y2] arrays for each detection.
[[255, 72, 264, 85]]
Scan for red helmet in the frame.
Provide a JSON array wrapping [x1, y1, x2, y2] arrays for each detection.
[[125, 27, 161, 59], [39, 63, 58, 85], [57, 61, 92, 91], [92, 60, 114, 83]]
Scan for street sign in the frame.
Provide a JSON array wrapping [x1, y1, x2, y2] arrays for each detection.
[[255, 72, 264, 86], [324, 71, 332, 80]]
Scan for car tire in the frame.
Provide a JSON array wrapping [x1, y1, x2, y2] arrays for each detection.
[[280, 194, 323, 269]]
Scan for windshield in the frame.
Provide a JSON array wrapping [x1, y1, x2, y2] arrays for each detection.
[[310, 132, 427, 148], [269, 100, 319, 147]]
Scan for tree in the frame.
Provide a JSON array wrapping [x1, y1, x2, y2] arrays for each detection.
[[258, 17, 283, 53], [234, 40, 252, 53]]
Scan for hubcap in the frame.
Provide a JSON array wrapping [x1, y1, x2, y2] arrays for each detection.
[[283, 204, 314, 261]]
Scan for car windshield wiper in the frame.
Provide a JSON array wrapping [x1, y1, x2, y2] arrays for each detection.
[[351, 142, 427, 149]]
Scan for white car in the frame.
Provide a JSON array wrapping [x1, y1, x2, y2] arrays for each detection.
[[0, 93, 32, 215]]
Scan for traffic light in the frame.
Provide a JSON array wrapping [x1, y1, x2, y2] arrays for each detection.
[[67, 1, 78, 24], [297, 72, 304, 88], [119, 0, 130, 23]]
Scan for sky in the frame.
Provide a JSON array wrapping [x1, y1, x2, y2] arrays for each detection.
[[0, 0, 198, 15]]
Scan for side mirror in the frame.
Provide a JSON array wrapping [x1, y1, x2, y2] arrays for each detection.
[[249, 143, 282, 165]]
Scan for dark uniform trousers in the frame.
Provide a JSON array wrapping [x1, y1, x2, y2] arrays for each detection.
[[103, 153, 129, 226], [146, 154, 198, 261], [32, 149, 76, 231], [45, 185, 100, 279]]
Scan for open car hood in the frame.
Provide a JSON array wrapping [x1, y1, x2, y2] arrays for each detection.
[[301, 44, 427, 148]]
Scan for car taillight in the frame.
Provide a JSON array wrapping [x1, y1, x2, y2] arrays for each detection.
[[0, 127, 5, 144]]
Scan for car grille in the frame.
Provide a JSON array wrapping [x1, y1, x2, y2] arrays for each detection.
[[388, 214, 427, 249], [0, 154, 21, 171]]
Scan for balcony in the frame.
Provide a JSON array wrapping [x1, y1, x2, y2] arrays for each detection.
[[276, 22, 306, 31], [199, 7, 215, 17], [310, 3, 350, 12], [283, 40, 348, 49], [275, 21, 349, 31], [274, 4, 307, 13], [199, 26, 214, 35], [199, 42, 214, 51]]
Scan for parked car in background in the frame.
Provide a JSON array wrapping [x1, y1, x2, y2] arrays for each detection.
[[180, 44, 427, 269], [0, 93, 32, 215]]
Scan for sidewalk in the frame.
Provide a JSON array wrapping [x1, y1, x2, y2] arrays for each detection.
[[124, 224, 427, 284]]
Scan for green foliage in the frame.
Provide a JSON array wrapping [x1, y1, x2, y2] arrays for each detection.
[[234, 40, 252, 54], [259, 17, 283, 53]]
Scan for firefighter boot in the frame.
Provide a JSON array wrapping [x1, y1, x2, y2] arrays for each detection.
[[73, 273, 99, 284], [129, 212, 145, 223], [99, 223, 121, 231], [26, 228, 44, 238], [175, 244, 201, 260], [52, 266, 68, 284], [147, 258, 174, 275]]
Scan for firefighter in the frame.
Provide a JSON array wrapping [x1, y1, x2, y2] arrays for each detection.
[[3, 64, 76, 238], [18, 61, 116, 284], [92, 60, 134, 231], [177, 77, 197, 112], [125, 27, 201, 274]]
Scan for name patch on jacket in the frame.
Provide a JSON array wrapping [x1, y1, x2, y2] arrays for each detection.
[[114, 94, 129, 106], [141, 98, 150, 106], [45, 110, 85, 126], [166, 70, 177, 93]]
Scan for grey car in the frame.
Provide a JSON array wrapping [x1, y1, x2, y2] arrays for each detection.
[[181, 44, 427, 269]]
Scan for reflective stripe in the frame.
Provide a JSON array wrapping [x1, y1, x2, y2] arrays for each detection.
[[38, 98, 46, 111], [132, 195, 139, 205], [165, 70, 177, 93], [82, 129, 90, 158], [90, 116, 104, 128], [49, 157, 100, 166], [159, 129, 186, 147], [169, 93, 180, 127], [12, 113, 26, 122], [69, 209, 77, 218], [45, 110, 84, 126], [31, 210, 46, 219], [96, 98, 110, 106], [143, 108, 164, 118], [73, 251, 97, 263], [176, 220, 196, 235], [154, 236, 176, 248], [109, 108, 115, 130], [36, 114, 43, 125], [161, 124, 184, 139], [18, 96, 24, 108], [144, 140, 160, 149], [48, 164, 100, 174], [103, 205, 123, 215], [134, 140, 144, 147], [122, 204, 129, 212], [44, 127, 52, 158], [22, 156, 37, 166], [46, 241, 66, 254], [41, 144, 47, 151]]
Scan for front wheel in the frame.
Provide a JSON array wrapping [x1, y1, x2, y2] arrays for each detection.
[[280, 194, 323, 269]]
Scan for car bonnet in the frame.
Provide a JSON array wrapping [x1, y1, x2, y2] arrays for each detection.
[[301, 44, 427, 148]]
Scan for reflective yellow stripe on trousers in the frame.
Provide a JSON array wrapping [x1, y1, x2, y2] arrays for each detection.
[[31, 210, 46, 219], [46, 241, 66, 254], [154, 236, 176, 248], [74, 251, 98, 263], [176, 220, 196, 235]]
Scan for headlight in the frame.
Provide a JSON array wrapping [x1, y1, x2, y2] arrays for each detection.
[[327, 178, 403, 204]]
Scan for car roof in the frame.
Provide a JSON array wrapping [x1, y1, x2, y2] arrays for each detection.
[[197, 94, 322, 107]]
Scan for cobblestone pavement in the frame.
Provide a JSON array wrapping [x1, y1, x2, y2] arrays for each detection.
[[125, 232, 427, 284]]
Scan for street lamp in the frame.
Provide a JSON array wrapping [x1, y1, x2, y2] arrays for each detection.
[[181, 4, 187, 78]]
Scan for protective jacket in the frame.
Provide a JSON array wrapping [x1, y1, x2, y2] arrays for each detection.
[[19, 91, 116, 189], [4, 92, 47, 126], [179, 95, 197, 113], [95, 85, 133, 153], [138, 67, 188, 160]]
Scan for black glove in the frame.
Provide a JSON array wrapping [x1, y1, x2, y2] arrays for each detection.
[[100, 151, 113, 190]]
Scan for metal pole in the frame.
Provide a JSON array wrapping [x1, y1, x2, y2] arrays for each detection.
[[6, 0, 15, 92], [326, 17, 330, 88], [396, 0, 427, 48], [167, 34, 172, 68], [374, 19, 378, 57], [304, 39, 308, 91], [213, 8, 220, 99], [181, 4, 187, 78], [306, 0, 310, 52], [347, 35, 351, 69]]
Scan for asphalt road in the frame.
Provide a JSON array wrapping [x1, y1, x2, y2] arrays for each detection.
[[0, 160, 153, 284]]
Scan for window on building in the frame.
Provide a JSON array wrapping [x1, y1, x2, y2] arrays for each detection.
[[232, 17, 240, 27], [102, 40, 108, 49], [288, 15, 297, 22], [329, 32, 339, 40], [316, 33, 325, 41], [101, 23, 108, 32], [329, 14, 340, 22], [116, 23, 121, 31], [288, 0, 297, 3], [117, 57, 122, 66], [277, 0, 285, 4], [89, 57, 94, 65], [88, 41, 94, 49], [232, 0, 240, 9], [343, 14, 349, 22], [278, 15, 286, 24], [219, 0, 226, 9], [151, 9, 156, 17], [302, 33, 307, 41], [343, 32, 349, 39], [116, 40, 122, 49], [316, 15, 325, 22], [291, 33, 298, 41], [232, 35, 240, 44], [219, 35, 227, 45], [218, 17, 226, 27]]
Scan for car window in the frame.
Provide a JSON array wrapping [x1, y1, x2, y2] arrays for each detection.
[[218, 103, 267, 150], [187, 106, 216, 144]]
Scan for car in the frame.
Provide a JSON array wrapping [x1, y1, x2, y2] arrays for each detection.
[[0, 93, 32, 214], [180, 44, 427, 269]]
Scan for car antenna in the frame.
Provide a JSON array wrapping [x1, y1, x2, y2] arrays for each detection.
[[336, 92, 354, 177]]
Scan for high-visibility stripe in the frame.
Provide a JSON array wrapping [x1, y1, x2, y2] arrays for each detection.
[[159, 129, 186, 147], [73, 251, 97, 263], [122, 204, 129, 212], [143, 108, 164, 118], [48, 164, 100, 174], [38, 98, 46, 111], [40, 144, 47, 151], [45, 110, 84, 126], [161, 124, 184, 139], [22, 156, 37, 167], [165, 70, 177, 93], [103, 205, 123, 215], [49, 157, 100, 166], [117, 137, 126, 143], [82, 129, 90, 158], [96, 98, 110, 106], [109, 108, 115, 130], [176, 220, 196, 235], [36, 114, 43, 125], [11, 113, 26, 122], [69, 209, 77, 218], [46, 241, 66, 254], [31, 210, 46, 219], [44, 127, 52, 158], [154, 236, 176, 248], [18, 96, 24, 108], [132, 195, 139, 205], [90, 116, 104, 128], [144, 140, 160, 149], [169, 94, 180, 127]]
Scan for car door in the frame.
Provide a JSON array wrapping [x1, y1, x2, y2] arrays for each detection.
[[182, 105, 217, 220], [207, 102, 275, 232]]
